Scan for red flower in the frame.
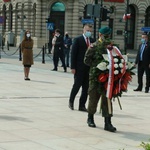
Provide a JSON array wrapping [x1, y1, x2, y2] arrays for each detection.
[[121, 81, 128, 91], [114, 75, 118, 81], [98, 73, 107, 82], [123, 72, 132, 82], [118, 73, 123, 78]]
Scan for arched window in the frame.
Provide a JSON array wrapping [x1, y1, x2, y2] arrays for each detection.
[[9, 4, 13, 30], [2, 4, 6, 30], [51, 2, 65, 12], [145, 7, 150, 27], [32, 3, 36, 36], [49, 2, 65, 49]]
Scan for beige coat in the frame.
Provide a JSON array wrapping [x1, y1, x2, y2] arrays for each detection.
[[21, 39, 34, 65]]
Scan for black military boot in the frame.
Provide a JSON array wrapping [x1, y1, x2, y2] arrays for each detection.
[[104, 117, 116, 132], [87, 113, 96, 128]]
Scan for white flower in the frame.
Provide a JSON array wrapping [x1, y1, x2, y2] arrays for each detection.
[[119, 63, 123, 68], [127, 62, 134, 69], [114, 58, 118, 63], [114, 70, 119, 75], [97, 62, 107, 71], [107, 65, 110, 69], [114, 63, 119, 68], [121, 59, 124, 63]]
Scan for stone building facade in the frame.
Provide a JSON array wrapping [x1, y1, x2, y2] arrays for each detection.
[[0, 0, 150, 51]]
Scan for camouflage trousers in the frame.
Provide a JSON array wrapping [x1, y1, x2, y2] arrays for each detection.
[[87, 87, 113, 117]]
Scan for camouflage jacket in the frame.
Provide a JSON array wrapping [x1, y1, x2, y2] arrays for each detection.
[[84, 38, 112, 92]]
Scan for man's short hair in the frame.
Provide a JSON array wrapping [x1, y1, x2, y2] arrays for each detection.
[[55, 29, 61, 34], [83, 24, 93, 28], [142, 32, 148, 35]]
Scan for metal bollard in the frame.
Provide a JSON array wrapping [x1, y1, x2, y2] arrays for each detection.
[[19, 44, 22, 61], [7, 41, 9, 50], [0, 46, 1, 59], [42, 45, 45, 64]]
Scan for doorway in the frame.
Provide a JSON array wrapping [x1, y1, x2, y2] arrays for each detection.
[[49, 2, 65, 50]]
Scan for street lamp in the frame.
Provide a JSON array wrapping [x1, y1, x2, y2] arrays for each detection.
[[93, 0, 103, 40], [124, 0, 129, 54]]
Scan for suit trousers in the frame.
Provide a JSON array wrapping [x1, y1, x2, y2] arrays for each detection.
[[53, 48, 66, 70], [137, 61, 150, 90], [87, 87, 113, 117], [69, 69, 89, 107]]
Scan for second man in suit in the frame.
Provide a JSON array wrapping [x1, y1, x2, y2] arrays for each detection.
[[134, 32, 150, 93], [68, 24, 94, 111]]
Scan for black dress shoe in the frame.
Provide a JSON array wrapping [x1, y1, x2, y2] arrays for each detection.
[[68, 102, 74, 110], [79, 107, 87, 112], [145, 90, 149, 93], [51, 69, 57, 71], [133, 88, 142, 91]]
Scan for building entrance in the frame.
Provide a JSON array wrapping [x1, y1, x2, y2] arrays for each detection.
[[48, 2, 65, 51]]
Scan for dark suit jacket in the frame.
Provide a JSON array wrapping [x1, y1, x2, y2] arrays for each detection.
[[71, 35, 94, 71], [135, 41, 150, 66], [54, 35, 64, 51]]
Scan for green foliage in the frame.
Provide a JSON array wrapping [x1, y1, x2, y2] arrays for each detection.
[[140, 140, 150, 150], [118, 140, 150, 150]]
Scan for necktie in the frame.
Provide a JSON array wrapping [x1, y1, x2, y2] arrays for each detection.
[[86, 37, 90, 47], [140, 43, 145, 61]]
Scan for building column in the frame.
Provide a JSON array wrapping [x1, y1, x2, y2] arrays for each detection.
[[34, 0, 47, 47], [72, 0, 81, 37]]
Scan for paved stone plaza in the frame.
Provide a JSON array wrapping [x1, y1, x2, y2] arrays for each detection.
[[0, 50, 150, 150]]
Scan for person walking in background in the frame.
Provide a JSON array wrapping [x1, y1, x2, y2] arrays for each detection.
[[21, 30, 34, 81], [52, 29, 66, 72], [63, 32, 72, 67], [134, 32, 150, 93], [68, 24, 94, 111]]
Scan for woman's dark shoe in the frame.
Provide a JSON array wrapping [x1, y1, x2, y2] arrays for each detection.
[[24, 77, 30, 81]]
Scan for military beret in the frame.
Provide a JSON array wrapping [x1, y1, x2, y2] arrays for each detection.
[[99, 26, 112, 35]]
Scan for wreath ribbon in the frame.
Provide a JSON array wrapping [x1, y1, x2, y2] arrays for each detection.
[[106, 46, 126, 114]]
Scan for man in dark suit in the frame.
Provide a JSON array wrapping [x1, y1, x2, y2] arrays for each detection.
[[52, 29, 66, 72], [68, 24, 94, 111], [134, 32, 150, 93]]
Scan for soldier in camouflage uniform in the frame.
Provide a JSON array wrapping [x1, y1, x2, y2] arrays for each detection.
[[84, 26, 116, 132]]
